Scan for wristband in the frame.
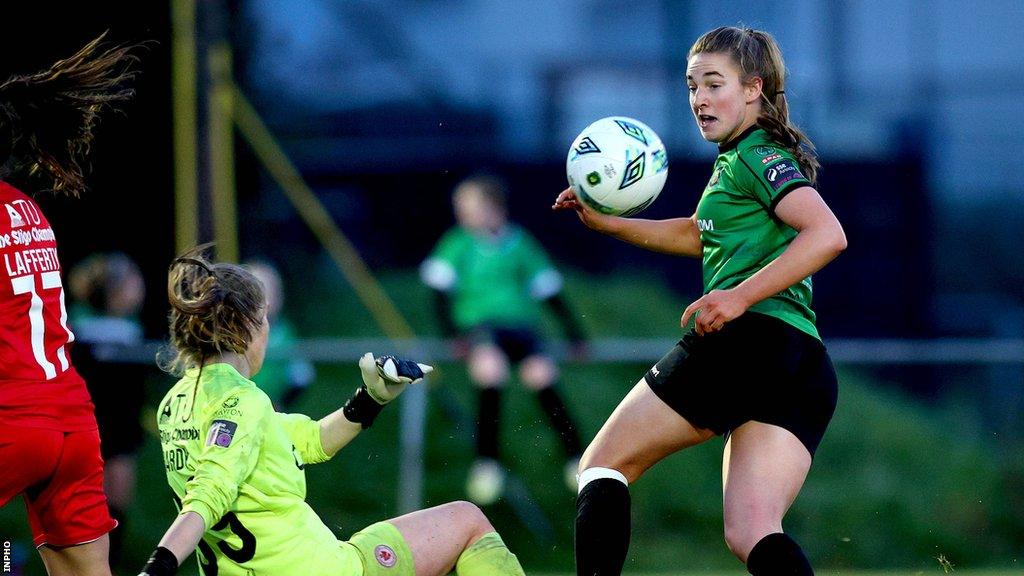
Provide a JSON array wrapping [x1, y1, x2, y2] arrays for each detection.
[[139, 546, 178, 576], [342, 386, 385, 428]]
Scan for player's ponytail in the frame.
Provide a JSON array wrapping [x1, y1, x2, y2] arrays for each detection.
[[0, 32, 142, 197], [162, 245, 266, 375], [690, 26, 819, 184]]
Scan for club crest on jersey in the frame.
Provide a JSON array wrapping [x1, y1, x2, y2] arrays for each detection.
[[222, 396, 239, 408], [708, 166, 723, 186], [206, 419, 238, 448], [374, 544, 398, 567]]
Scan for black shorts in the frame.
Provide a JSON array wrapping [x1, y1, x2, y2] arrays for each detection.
[[644, 312, 837, 457], [468, 325, 544, 364]]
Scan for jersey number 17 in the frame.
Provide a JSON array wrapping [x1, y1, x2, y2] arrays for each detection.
[[11, 271, 74, 380]]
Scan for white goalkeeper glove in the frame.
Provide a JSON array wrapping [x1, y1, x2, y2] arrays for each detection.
[[344, 353, 433, 428], [359, 352, 432, 403]]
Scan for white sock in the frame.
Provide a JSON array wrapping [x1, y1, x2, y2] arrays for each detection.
[[577, 466, 628, 494]]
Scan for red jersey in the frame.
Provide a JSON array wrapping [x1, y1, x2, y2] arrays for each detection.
[[0, 181, 95, 430]]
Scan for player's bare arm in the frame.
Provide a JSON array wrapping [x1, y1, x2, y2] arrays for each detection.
[[554, 188, 702, 257]]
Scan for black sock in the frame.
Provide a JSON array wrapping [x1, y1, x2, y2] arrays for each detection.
[[537, 385, 582, 457], [746, 532, 813, 575], [576, 477, 630, 576], [476, 387, 502, 459]]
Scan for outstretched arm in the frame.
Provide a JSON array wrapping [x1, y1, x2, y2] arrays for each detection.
[[139, 512, 206, 575], [318, 406, 363, 457], [552, 187, 702, 258]]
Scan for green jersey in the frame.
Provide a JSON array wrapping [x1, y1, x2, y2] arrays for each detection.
[[251, 316, 314, 405], [420, 224, 562, 330], [158, 363, 360, 576], [696, 126, 819, 340]]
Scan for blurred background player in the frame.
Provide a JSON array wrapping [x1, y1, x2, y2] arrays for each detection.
[[68, 252, 149, 565], [243, 259, 315, 410], [0, 34, 141, 576], [420, 174, 587, 505], [138, 247, 525, 576]]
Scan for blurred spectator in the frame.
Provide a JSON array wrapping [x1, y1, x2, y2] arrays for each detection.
[[421, 174, 587, 505], [67, 252, 148, 565], [244, 259, 315, 410]]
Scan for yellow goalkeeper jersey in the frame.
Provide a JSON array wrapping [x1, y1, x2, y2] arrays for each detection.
[[157, 363, 362, 575]]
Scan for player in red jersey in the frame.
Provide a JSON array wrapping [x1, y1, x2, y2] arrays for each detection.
[[0, 34, 141, 575]]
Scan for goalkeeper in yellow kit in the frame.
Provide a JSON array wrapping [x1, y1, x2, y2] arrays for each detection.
[[138, 247, 525, 576]]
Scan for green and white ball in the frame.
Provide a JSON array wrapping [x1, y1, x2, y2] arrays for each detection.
[[566, 116, 668, 216]]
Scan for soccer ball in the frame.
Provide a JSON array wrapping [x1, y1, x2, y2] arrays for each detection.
[[566, 116, 668, 216]]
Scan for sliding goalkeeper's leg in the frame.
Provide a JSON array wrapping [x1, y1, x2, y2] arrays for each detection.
[[455, 531, 525, 576], [373, 501, 524, 576]]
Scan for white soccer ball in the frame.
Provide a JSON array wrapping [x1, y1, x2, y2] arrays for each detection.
[[566, 116, 668, 216]]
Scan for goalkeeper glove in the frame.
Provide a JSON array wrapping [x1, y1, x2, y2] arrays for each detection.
[[343, 353, 432, 428]]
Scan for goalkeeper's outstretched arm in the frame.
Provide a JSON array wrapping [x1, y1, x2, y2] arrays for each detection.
[[138, 512, 205, 576], [318, 406, 363, 457]]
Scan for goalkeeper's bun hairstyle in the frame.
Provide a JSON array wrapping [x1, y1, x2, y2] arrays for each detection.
[[0, 32, 143, 197], [161, 244, 266, 375], [689, 26, 819, 184]]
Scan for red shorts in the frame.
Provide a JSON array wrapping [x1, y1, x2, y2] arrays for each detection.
[[0, 425, 117, 547]]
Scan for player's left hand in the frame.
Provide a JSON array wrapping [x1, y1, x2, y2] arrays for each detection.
[[359, 353, 433, 404], [680, 289, 750, 336], [552, 187, 616, 232]]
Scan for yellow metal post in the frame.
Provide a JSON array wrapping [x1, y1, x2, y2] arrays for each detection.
[[171, 0, 199, 254], [232, 83, 424, 513], [208, 41, 238, 262], [231, 86, 415, 339]]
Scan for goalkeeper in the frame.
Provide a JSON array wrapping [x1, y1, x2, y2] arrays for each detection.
[[138, 246, 525, 576]]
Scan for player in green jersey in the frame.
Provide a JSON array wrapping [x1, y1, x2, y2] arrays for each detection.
[[554, 27, 846, 576], [68, 252, 148, 565], [243, 259, 315, 410], [139, 247, 525, 576], [422, 174, 586, 505]]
